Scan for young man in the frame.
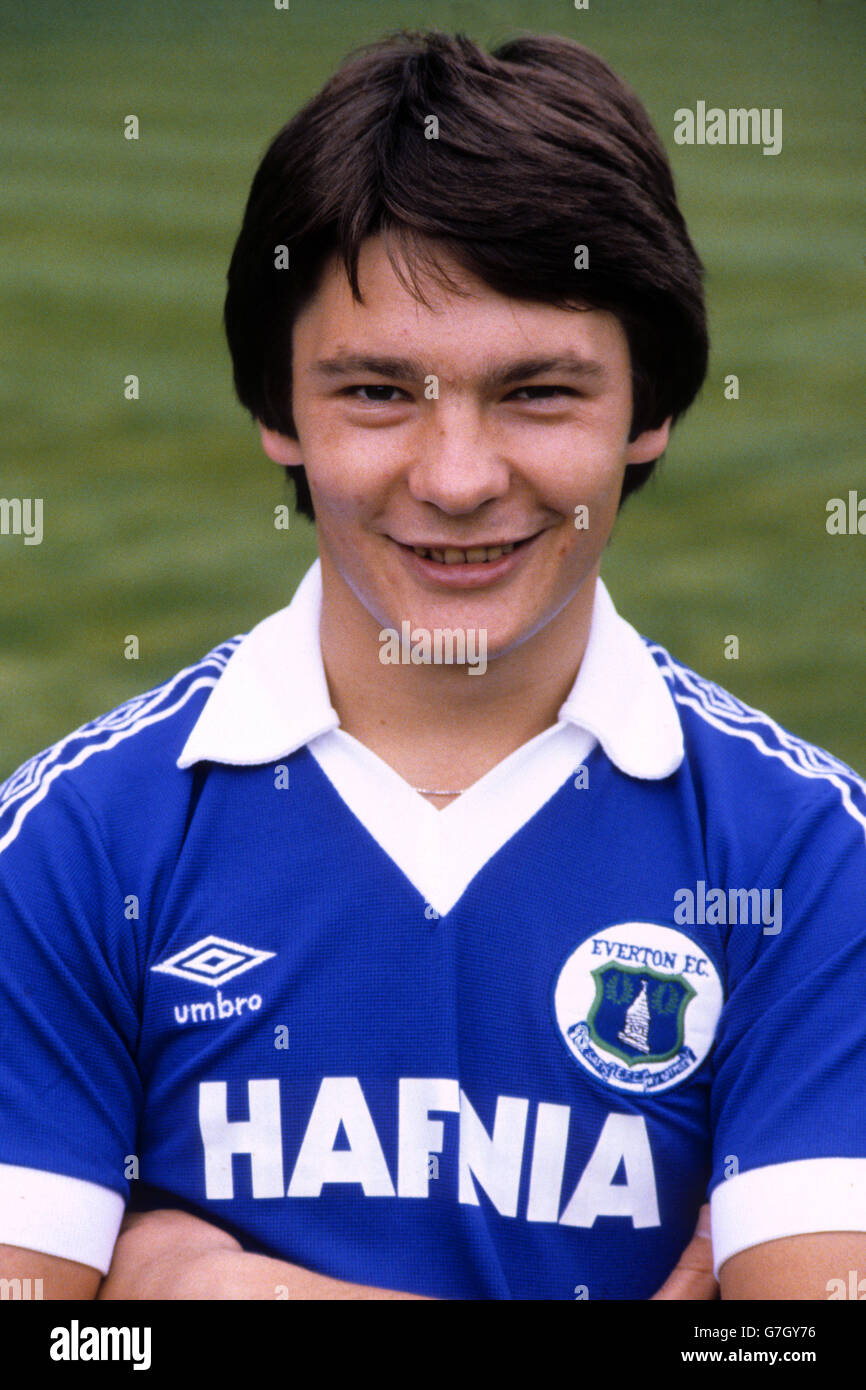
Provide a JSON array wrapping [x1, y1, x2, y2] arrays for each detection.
[[1, 31, 864, 1301]]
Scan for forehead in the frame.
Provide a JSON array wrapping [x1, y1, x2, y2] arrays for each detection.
[[292, 236, 630, 381]]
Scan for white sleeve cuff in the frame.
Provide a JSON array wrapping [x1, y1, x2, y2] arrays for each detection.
[[0, 1163, 126, 1275], [711, 1157, 866, 1277]]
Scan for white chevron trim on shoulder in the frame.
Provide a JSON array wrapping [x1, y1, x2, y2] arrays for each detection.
[[647, 643, 866, 839], [0, 640, 241, 855]]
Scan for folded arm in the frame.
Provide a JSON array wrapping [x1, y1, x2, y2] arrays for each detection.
[[96, 1210, 431, 1300], [96, 1201, 718, 1300], [9, 1205, 860, 1300]]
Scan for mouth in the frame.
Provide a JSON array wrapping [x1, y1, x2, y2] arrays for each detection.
[[390, 530, 545, 589], [396, 534, 539, 565]]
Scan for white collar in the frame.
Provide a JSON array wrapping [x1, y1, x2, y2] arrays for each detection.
[[177, 559, 683, 780]]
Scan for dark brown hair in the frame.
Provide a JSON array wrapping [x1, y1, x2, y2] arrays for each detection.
[[224, 30, 708, 521]]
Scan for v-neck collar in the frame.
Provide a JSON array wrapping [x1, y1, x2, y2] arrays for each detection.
[[176, 560, 684, 909], [306, 720, 596, 916]]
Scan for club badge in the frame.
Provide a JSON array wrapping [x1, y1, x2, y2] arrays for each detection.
[[553, 922, 723, 1094]]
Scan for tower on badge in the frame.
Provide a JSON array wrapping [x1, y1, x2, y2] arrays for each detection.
[[618, 979, 652, 1053]]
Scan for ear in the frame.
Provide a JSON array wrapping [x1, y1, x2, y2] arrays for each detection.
[[624, 416, 672, 466], [258, 422, 304, 468]]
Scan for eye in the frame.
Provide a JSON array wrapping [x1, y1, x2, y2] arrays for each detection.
[[508, 385, 578, 401], [346, 385, 410, 403]]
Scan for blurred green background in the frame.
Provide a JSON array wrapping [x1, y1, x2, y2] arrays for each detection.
[[1, 0, 863, 778]]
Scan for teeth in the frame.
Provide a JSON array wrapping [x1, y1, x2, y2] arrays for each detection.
[[412, 540, 520, 562]]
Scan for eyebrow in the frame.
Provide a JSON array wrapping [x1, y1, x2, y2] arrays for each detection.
[[310, 352, 607, 389]]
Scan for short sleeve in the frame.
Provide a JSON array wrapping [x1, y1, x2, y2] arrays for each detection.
[[709, 791, 866, 1275], [0, 764, 142, 1273]]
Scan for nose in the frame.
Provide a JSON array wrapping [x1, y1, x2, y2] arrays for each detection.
[[406, 401, 511, 515]]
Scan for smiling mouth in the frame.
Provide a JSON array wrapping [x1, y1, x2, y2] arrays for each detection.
[[399, 534, 539, 565]]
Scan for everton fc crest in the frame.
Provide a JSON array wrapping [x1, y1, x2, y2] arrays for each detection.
[[552, 923, 723, 1094]]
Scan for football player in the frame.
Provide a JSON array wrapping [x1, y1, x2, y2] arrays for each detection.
[[2, 31, 864, 1300]]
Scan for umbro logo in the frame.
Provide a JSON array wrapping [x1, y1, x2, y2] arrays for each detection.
[[151, 935, 275, 988]]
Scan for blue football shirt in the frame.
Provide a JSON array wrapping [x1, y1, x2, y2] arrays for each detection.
[[1, 562, 865, 1299]]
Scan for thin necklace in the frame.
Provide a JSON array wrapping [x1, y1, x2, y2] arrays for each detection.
[[413, 787, 466, 796]]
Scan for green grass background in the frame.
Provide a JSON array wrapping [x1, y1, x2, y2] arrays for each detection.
[[1, 0, 863, 778]]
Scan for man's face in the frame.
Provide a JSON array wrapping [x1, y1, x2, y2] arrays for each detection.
[[261, 236, 670, 659]]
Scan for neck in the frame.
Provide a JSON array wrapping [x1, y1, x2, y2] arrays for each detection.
[[318, 556, 598, 794]]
